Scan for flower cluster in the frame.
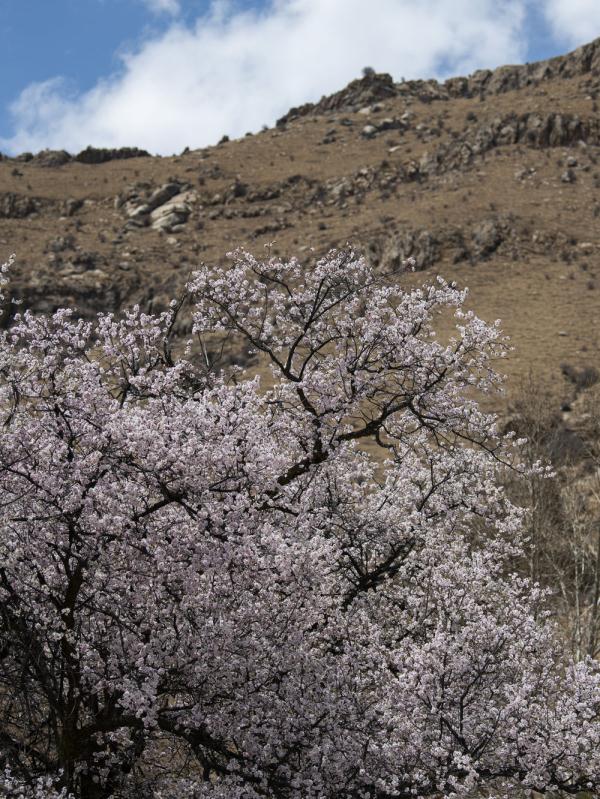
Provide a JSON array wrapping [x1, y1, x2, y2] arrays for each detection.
[[0, 249, 598, 799]]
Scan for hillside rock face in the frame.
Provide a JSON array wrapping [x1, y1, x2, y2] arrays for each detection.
[[366, 214, 521, 273], [8, 147, 152, 167], [118, 181, 197, 232], [0, 193, 37, 218], [278, 36, 600, 126], [279, 72, 398, 123], [1, 35, 600, 400], [74, 146, 151, 164]]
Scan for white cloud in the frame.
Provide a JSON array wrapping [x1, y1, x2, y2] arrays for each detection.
[[142, 0, 181, 15], [542, 0, 600, 48], [0, 0, 529, 156]]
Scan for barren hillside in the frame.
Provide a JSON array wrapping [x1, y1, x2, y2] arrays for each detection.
[[2, 37, 600, 413]]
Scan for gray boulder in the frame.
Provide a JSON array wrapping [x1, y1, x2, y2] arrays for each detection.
[[33, 149, 71, 167], [64, 198, 84, 217], [147, 183, 182, 211], [0, 193, 37, 219], [125, 203, 152, 227], [150, 201, 190, 222], [472, 220, 503, 257], [151, 212, 186, 232], [150, 201, 191, 232]]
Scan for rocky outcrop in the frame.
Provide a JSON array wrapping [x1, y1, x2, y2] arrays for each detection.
[[4, 254, 139, 325], [0, 193, 37, 218], [367, 215, 525, 272], [74, 146, 151, 164], [366, 215, 598, 275], [117, 180, 197, 233], [149, 200, 192, 232], [493, 112, 599, 149], [444, 36, 600, 99], [147, 183, 182, 209], [472, 219, 504, 258], [277, 37, 600, 125], [31, 150, 72, 167], [63, 198, 84, 217], [417, 112, 600, 179], [277, 72, 398, 124], [9, 146, 152, 168], [280, 112, 600, 204], [197, 174, 319, 220], [45, 235, 76, 254], [374, 229, 441, 271]]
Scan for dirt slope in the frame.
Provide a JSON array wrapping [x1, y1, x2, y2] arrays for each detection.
[[2, 37, 600, 411]]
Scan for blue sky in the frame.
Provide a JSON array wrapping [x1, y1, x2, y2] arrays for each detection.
[[0, 0, 597, 156]]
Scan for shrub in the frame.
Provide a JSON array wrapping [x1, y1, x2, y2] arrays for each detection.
[[561, 362, 600, 392]]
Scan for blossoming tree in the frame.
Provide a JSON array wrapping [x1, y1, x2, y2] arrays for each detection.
[[0, 249, 598, 799]]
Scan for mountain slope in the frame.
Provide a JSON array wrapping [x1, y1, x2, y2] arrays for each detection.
[[1, 37, 600, 409]]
